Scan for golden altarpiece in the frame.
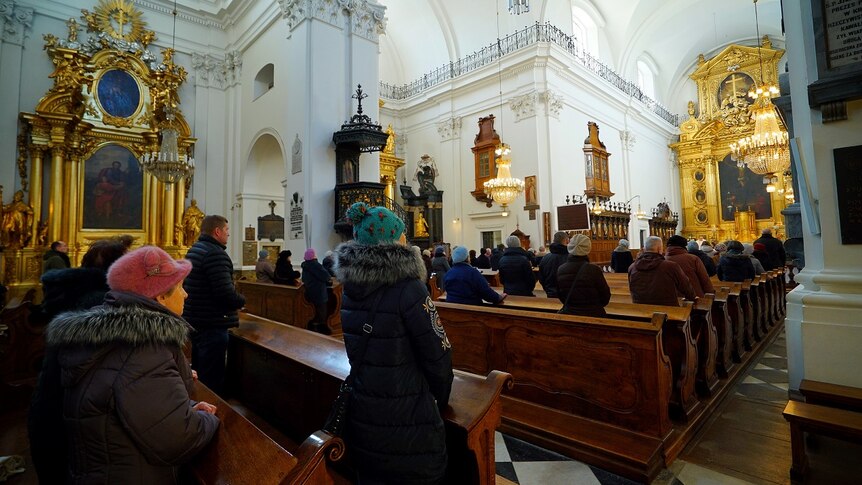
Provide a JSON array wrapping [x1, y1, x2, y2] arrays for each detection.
[[670, 37, 790, 243], [378, 124, 405, 202], [2, 0, 197, 294]]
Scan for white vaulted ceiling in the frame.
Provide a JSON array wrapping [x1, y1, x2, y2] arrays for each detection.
[[376, 0, 785, 112]]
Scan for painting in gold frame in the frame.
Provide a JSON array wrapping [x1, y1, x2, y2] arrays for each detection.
[[82, 144, 144, 230]]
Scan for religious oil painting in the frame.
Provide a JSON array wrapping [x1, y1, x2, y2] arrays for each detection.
[[718, 154, 772, 222], [96, 69, 141, 119], [83, 144, 144, 230], [524, 175, 538, 206], [716, 72, 755, 108]]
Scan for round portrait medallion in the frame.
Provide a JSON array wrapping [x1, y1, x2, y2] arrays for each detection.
[[695, 189, 707, 203], [696, 210, 708, 224], [97, 69, 141, 119], [693, 170, 705, 182]]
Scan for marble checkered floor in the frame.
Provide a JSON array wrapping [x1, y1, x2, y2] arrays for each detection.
[[493, 329, 789, 485]]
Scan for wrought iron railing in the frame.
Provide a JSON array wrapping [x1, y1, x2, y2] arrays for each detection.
[[379, 22, 680, 127]]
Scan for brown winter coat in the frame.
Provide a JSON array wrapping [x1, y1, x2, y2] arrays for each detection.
[[665, 246, 714, 297], [628, 251, 696, 306], [556, 255, 611, 317]]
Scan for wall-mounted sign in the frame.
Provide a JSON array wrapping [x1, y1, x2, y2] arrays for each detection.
[[290, 192, 304, 240]]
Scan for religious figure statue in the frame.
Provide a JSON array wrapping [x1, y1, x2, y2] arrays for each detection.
[[37, 221, 49, 247], [66, 18, 79, 43], [687, 100, 696, 118], [181, 199, 205, 244], [414, 210, 430, 238], [2, 190, 34, 249], [174, 223, 184, 247], [412, 154, 439, 196]]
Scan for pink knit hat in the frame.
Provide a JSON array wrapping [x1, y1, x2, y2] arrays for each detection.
[[107, 246, 192, 299], [304, 248, 316, 261]]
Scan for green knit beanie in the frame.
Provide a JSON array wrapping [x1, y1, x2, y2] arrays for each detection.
[[347, 202, 405, 245]]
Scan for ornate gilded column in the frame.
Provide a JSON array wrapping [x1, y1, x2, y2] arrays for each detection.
[[148, 176, 159, 245], [164, 184, 175, 247], [173, 179, 185, 247], [29, 146, 44, 245], [48, 145, 65, 243], [64, 150, 81, 248]]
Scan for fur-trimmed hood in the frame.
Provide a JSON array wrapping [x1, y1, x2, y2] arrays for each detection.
[[47, 304, 190, 349], [334, 242, 426, 298]]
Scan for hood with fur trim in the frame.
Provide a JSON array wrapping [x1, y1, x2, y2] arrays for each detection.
[[334, 242, 426, 298], [47, 304, 190, 349]]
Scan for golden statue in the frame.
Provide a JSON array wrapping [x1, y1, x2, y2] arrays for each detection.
[[415, 210, 429, 238], [174, 223, 184, 247], [181, 199, 205, 245], [66, 18, 79, 42], [2, 190, 34, 249]]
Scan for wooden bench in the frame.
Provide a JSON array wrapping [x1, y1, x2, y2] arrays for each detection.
[[434, 301, 673, 482], [782, 400, 862, 479], [237, 280, 343, 336], [226, 313, 512, 484], [0, 289, 43, 412], [188, 382, 346, 484], [800, 379, 862, 412]]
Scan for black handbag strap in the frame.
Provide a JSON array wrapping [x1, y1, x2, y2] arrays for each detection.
[[562, 261, 590, 309], [345, 289, 386, 385]]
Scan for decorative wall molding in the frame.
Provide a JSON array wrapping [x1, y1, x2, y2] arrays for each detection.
[[510, 91, 538, 122], [0, 0, 33, 46], [134, 0, 225, 29], [542, 90, 564, 118], [436, 117, 461, 141], [620, 129, 637, 151], [278, 0, 386, 42], [193, 50, 242, 88]]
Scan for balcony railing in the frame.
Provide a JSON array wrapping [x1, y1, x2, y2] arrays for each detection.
[[379, 22, 680, 127]]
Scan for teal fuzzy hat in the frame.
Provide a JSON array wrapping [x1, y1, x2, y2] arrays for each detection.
[[347, 202, 405, 245]]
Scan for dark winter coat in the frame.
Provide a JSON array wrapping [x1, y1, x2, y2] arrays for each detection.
[[322, 255, 337, 277], [498, 247, 536, 296], [610, 248, 634, 274], [628, 251, 696, 306], [42, 249, 71, 272], [556, 255, 611, 317], [666, 246, 715, 297], [39, 267, 109, 319], [717, 253, 756, 282], [753, 233, 786, 270], [752, 249, 771, 272], [301, 259, 331, 305], [688, 247, 717, 277], [475, 253, 491, 269], [538, 243, 569, 298], [490, 249, 503, 270], [334, 242, 453, 484], [444, 262, 504, 305], [255, 258, 275, 283], [431, 255, 451, 291], [274, 258, 301, 285], [28, 291, 219, 485], [182, 234, 245, 330]]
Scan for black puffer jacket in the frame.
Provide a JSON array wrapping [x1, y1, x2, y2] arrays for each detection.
[[717, 253, 756, 282], [556, 255, 611, 317], [538, 243, 569, 298], [498, 247, 536, 296], [182, 235, 245, 329], [28, 292, 219, 484], [334, 242, 453, 484]]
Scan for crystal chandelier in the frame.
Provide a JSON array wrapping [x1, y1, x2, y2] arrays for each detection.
[[140, 102, 194, 184], [729, 0, 789, 178], [484, 143, 524, 213], [508, 0, 530, 15], [139, 0, 194, 185]]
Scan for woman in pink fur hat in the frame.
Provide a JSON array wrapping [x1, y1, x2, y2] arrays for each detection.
[[29, 245, 219, 484]]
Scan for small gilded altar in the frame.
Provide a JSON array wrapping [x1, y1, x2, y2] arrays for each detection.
[[670, 37, 791, 243], [2, 0, 196, 294]]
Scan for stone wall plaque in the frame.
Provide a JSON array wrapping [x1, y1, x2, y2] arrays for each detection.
[[822, 0, 862, 70], [289, 192, 303, 240], [810, 0, 862, 109], [834, 144, 862, 244]]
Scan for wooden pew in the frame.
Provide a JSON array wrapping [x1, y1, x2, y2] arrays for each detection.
[[711, 287, 734, 378], [225, 314, 512, 485], [188, 382, 346, 484], [237, 280, 343, 336], [800, 379, 862, 412], [434, 301, 673, 482], [0, 289, 43, 413], [782, 400, 862, 480]]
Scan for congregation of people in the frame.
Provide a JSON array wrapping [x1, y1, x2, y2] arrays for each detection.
[[18, 207, 788, 484]]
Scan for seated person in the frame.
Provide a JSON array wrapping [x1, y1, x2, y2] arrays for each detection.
[[743, 243, 765, 275], [431, 246, 451, 291], [665, 235, 714, 297], [538, 231, 570, 298], [717, 240, 756, 282], [629, 236, 695, 306], [610, 239, 634, 273], [273, 250, 301, 285], [498, 236, 536, 296], [301, 248, 332, 335], [556, 234, 610, 317], [443, 246, 506, 305], [255, 250, 275, 283], [687, 240, 716, 277]]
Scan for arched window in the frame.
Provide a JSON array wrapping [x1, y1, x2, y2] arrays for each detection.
[[571, 5, 599, 58], [636, 60, 655, 99], [254, 63, 274, 100]]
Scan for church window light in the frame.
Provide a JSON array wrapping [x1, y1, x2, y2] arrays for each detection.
[[254, 63, 275, 100], [636, 60, 656, 99], [571, 5, 599, 57]]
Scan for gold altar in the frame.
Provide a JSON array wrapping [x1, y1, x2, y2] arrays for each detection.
[[2, 0, 195, 295], [379, 124, 405, 201], [670, 37, 791, 243]]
